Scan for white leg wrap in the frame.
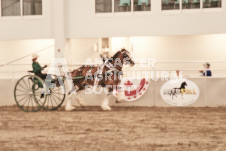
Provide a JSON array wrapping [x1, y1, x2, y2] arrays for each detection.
[[101, 95, 111, 111], [65, 94, 76, 111]]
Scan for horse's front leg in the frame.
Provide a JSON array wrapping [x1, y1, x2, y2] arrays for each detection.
[[101, 94, 111, 111], [181, 93, 184, 99], [101, 87, 112, 111]]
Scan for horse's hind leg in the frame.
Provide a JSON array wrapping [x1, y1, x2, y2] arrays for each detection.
[[65, 91, 76, 111], [75, 90, 87, 107], [171, 91, 174, 100]]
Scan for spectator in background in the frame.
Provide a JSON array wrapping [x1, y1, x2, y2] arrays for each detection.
[[200, 63, 212, 77], [176, 70, 180, 77], [171, 70, 183, 80]]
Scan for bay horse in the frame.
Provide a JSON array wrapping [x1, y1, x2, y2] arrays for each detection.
[[65, 48, 135, 111]]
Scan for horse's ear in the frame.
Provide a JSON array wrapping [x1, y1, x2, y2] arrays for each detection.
[[121, 48, 126, 52]]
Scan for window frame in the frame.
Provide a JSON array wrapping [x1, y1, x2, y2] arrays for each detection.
[[95, 0, 152, 16], [161, 0, 223, 15], [133, 0, 152, 13], [0, 0, 43, 20]]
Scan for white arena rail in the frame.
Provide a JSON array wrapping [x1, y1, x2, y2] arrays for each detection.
[[0, 61, 226, 107]]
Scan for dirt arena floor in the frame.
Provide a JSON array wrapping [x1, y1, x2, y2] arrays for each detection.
[[0, 106, 226, 151]]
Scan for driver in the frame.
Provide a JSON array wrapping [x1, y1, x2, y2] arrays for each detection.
[[32, 54, 48, 80], [32, 54, 54, 98]]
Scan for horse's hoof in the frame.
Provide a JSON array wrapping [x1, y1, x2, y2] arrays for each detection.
[[101, 106, 111, 111], [116, 99, 124, 103], [80, 104, 86, 108], [65, 106, 76, 111]]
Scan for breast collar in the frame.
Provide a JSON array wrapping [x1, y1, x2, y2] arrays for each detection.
[[93, 58, 121, 87], [106, 61, 121, 73]]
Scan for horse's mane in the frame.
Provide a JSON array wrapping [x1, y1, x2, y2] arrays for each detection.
[[112, 51, 121, 60], [112, 48, 128, 60]]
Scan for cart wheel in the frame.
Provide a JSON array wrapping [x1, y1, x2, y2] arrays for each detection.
[[41, 80, 66, 111], [14, 75, 45, 112]]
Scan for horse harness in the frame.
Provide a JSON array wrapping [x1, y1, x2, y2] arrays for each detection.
[[92, 57, 121, 87]]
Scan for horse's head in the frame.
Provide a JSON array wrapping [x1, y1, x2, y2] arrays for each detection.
[[121, 48, 135, 66], [182, 82, 187, 87], [113, 48, 135, 67]]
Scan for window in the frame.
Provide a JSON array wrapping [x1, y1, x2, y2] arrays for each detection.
[[182, 0, 200, 9], [115, 0, 131, 12], [95, 0, 152, 13], [134, 0, 151, 11], [2, 0, 20, 16], [23, 0, 42, 15], [203, 0, 221, 8], [96, 0, 112, 13], [162, 0, 221, 11], [95, 0, 222, 14], [1, 0, 42, 17], [162, 0, 180, 10]]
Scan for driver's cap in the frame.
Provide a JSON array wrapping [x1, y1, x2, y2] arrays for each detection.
[[32, 54, 39, 59]]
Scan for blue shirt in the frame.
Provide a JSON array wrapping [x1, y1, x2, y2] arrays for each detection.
[[203, 70, 212, 76]]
